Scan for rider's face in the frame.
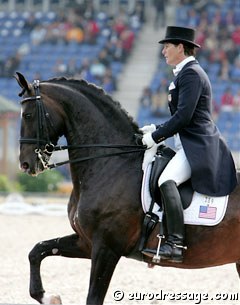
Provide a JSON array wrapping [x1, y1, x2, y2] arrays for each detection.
[[162, 43, 185, 66]]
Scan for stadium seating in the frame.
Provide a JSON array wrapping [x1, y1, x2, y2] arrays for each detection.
[[0, 7, 141, 101]]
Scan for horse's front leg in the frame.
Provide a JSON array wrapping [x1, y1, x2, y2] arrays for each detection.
[[87, 242, 121, 305], [29, 233, 91, 304], [236, 260, 240, 278]]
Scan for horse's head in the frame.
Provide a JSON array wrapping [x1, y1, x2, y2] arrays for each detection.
[[15, 72, 64, 175]]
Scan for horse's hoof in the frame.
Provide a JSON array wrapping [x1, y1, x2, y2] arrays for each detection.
[[42, 294, 62, 304], [147, 263, 155, 268]]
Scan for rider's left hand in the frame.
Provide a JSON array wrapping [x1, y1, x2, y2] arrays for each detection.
[[140, 124, 156, 134], [142, 132, 155, 148]]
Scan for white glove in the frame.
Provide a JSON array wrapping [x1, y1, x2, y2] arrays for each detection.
[[142, 135, 160, 171], [142, 132, 155, 148], [140, 124, 156, 134]]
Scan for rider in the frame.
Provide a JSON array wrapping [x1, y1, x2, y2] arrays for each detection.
[[141, 26, 238, 263]]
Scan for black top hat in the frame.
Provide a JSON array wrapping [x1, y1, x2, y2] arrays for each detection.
[[159, 26, 201, 48]]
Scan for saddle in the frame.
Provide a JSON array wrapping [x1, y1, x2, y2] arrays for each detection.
[[139, 144, 194, 251], [149, 145, 193, 211]]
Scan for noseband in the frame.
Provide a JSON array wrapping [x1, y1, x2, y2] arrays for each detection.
[[19, 79, 146, 170]]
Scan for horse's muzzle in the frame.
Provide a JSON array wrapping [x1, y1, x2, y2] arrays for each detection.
[[20, 159, 44, 176], [21, 162, 29, 172]]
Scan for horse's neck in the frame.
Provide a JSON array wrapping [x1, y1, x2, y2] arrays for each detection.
[[65, 118, 129, 146], [45, 80, 138, 145], [46, 82, 139, 188], [61, 96, 136, 186], [63, 99, 135, 146]]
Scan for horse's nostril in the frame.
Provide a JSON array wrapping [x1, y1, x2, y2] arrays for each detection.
[[21, 162, 29, 170]]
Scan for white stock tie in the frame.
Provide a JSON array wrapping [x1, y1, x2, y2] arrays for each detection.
[[173, 67, 182, 76]]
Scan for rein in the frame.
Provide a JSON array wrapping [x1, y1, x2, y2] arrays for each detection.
[[20, 79, 146, 170], [48, 146, 145, 169]]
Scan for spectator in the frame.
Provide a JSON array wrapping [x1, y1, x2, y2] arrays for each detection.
[[153, 0, 166, 29], [84, 18, 100, 44], [113, 16, 127, 37], [230, 56, 240, 82], [195, 22, 206, 47], [204, 29, 218, 59], [45, 21, 69, 45], [78, 57, 94, 82], [111, 39, 125, 62], [220, 87, 234, 113], [23, 15, 38, 32], [66, 26, 84, 44], [225, 40, 238, 64], [231, 25, 240, 46], [52, 59, 67, 76], [30, 24, 46, 45], [130, 1, 145, 25], [105, 67, 117, 91], [119, 28, 135, 61], [139, 87, 152, 107], [223, 9, 234, 27], [208, 47, 226, 64], [218, 59, 230, 81], [3, 53, 21, 77], [151, 79, 169, 116], [233, 89, 240, 112], [187, 7, 200, 27], [212, 98, 220, 121], [89, 58, 106, 83], [83, 0, 95, 20], [102, 75, 115, 94], [0, 55, 5, 76], [98, 48, 111, 67], [65, 58, 79, 77]]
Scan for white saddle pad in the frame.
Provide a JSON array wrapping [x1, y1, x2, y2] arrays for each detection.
[[141, 163, 229, 226]]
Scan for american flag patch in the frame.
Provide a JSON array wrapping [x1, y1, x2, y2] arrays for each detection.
[[199, 205, 217, 220]]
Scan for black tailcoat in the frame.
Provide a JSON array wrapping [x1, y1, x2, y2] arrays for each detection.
[[152, 60, 237, 196]]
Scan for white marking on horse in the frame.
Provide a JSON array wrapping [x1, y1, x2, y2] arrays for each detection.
[[42, 293, 62, 304]]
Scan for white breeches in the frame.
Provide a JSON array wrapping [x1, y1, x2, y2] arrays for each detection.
[[158, 135, 191, 187]]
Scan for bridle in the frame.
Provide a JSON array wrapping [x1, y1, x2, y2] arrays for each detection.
[[20, 79, 57, 169], [19, 79, 146, 170]]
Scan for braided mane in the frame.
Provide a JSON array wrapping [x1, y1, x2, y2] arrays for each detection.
[[43, 77, 139, 133]]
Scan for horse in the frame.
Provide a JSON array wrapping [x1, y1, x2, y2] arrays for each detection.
[[15, 72, 240, 305]]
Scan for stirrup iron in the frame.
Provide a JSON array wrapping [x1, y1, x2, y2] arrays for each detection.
[[152, 233, 164, 263]]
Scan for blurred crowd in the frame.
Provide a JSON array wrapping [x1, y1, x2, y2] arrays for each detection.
[[179, 0, 240, 118], [0, 0, 145, 94], [180, 0, 240, 84]]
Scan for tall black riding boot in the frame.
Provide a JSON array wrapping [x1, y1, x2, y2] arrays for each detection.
[[142, 180, 186, 263]]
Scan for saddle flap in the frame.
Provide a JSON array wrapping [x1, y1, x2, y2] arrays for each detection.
[[149, 145, 176, 207], [178, 180, 194, 209]]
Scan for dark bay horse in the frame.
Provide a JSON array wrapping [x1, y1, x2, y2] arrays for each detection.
[[15, 72, 240, 305]]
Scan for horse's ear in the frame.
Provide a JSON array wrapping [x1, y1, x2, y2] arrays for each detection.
[[14, 72, 31, 96]]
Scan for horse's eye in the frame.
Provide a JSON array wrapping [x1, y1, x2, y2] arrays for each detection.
[[23, 113, 32, 120]]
